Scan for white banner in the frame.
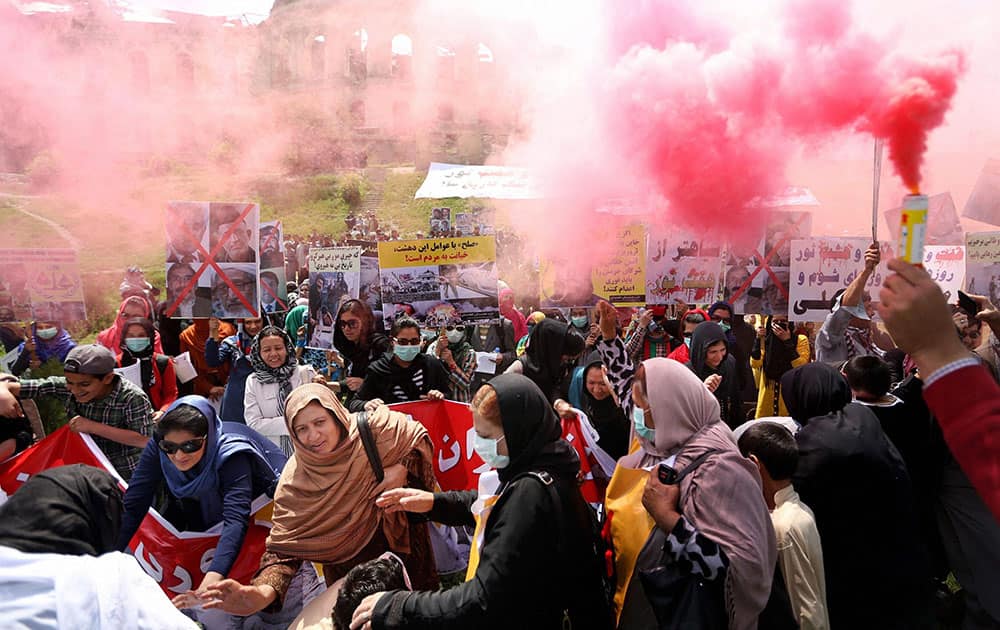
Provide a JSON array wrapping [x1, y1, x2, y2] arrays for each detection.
[[922, 246, 965, 303], [788, 238, 893, 320], [965, 231, 1000, 307], [414, 162, 542, 199]]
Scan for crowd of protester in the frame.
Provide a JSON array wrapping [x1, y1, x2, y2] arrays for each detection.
[[0, 236, 998, 630]]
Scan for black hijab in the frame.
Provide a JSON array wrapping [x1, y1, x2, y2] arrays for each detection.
[[580, 357, 629, 460], [0, 464, 123, 556], [488, 373, 579, 485], [780, 363, 852, 424], [520, 319, 586, 402], [688, 321, 733, 378], [762, 316, 799, 382], [119, 317, 158, 391]]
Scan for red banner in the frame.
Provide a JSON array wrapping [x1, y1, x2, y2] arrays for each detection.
[[0, 427, 272, 597], [392, 400, 604, 502]]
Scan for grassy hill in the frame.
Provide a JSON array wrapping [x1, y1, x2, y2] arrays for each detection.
[[1, 168, 482, 340]]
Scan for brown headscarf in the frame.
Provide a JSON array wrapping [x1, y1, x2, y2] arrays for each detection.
[[266, 383, 434, 563], [621, 358, 777, 630]]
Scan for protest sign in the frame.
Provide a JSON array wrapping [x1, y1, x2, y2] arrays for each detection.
[[590, 224, 647, 307], [922, 246, 966, 303], [539, 258, 598, 308], [259, 221, 288, 314], [645, 227, 723, 305], [164, 201, 260, 319], [963, 160, 1000, 227], [430, 207, 452, 236], [390, 400, 605, 503], [0, 427, 273, 598], [965, 232, 1000, 307], [788, 238, 896, 320], [414, 162, 542, 199], [378, 237, 499, 329], [0, 248, 86, 322], [307, 247, 361, 349], [724, 211, 812, 315]]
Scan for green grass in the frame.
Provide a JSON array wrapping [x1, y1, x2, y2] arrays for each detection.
[[1, 169, 494, 340]]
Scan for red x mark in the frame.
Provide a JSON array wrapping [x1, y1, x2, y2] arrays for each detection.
[[165, 203, 258, 318], [729, 212, 811, 305]]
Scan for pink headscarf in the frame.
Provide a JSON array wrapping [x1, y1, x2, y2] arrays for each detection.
[[499, 286, 528, 341], [97, 296, 164, 354], [622, 358, 776, 630]]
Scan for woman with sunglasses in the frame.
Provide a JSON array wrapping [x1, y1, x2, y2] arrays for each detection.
[[334, 299, 391, 409], [116, 396, 287, 610]]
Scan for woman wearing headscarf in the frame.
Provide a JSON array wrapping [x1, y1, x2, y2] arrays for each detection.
[[569, 354, 630, 459], [687, 320, 744, 429], [116, 317, 178, 417], [593, 300, 776, 630], [96, 295, 164, 354], [202, 383, 437, 617], [10, 320, 76, 375], [499, 285, 528, 341], [0, 464, 199, 630], [435, 323, 478, 403], [781, 363, 932, 629], [334, 299, 391, 408], [244, 326, 318, 455], [749, 315, 810, 418], [505, 318, 586, 404], [117, 397, 286, 601], [349, 374, 613, 630]]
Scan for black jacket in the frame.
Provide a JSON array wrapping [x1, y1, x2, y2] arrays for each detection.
[[350, 352, 452, 411], [783, 364, 932, 629], [687, 321, 743, 428], [468, 319, 517, 392]]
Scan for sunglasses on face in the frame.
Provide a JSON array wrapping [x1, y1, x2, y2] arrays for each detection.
[[445, 325, 465, 331], [394, 337, 422, 346], [338, 319, 361, 330], [158, 437, 207, 455]]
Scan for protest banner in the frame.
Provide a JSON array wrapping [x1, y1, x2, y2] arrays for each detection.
[[0, 427, 273, 598], [430, 207, 452, 236], [0, 248, 86, 322], [965, 232, 1000, 307], [590, 224, 647, 307], [390, 400, 606, 503], [378, 237, 499, 329], [539, 258, 599, 308], [307, 247, 361, 349], [788, 237, 896, 320], [164, 201, 260, 319], [345, 240, 383, 316], [645, 227, 723, 305], [259, 221, 288, 315], [922, 246, 966, 303], [963, 160, 1000, 227], [414, 162, 542, 199], [724, 211, 813, 315]]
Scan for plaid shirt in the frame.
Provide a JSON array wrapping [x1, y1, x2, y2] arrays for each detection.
[[624, 323, 672, 360], [19, 375, 154, 480]]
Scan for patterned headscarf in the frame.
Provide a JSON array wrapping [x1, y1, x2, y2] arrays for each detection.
[[249, 326, 299, 408]]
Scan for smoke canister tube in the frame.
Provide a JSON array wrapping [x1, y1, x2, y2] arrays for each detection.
[[898, 194, 928, 264]]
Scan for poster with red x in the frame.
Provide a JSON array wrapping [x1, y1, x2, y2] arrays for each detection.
[[164, 201, 260, 319], [721, 210, 813, 316], [259, 221, 288, 315]]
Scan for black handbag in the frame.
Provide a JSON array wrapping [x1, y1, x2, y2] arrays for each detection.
[[637, 449, 728, 630]]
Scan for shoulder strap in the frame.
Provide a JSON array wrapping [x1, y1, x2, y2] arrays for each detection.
[[355, 411, 384, 483], [675, 448, 722, 484]]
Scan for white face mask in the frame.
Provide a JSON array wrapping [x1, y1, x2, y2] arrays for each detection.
[[446, 330, 465, 344], [473, 433, 509, 469]]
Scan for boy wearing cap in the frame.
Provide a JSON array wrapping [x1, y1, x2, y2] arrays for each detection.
[[0, 344, 153, 480]]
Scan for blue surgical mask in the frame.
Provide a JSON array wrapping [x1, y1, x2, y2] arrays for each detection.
[[718, 322, 731, 333], [125, 337, 151, 353], [393, 345, 421, 362], [446, 330, 465, 344], [473, 433, 509, 469], [632, 407, 655, 442], [684, 336, 692, 348], [571, 316, 588, 328], [35, 327, 58, 340], [421, 329, 438, 341]]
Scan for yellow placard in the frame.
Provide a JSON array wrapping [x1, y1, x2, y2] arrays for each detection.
[[378, 237, 497, 269]]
